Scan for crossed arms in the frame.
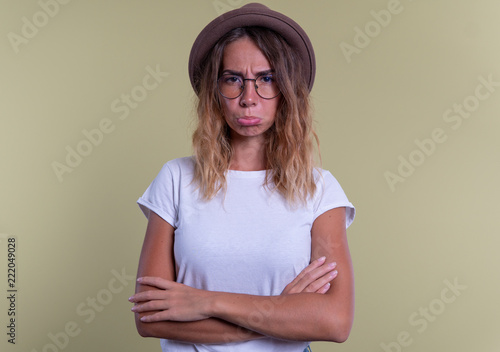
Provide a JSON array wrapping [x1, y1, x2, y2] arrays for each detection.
[[129, 207, 354, 343]]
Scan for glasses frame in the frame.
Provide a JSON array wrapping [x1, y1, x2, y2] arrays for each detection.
[[217, 73, 281, 100]]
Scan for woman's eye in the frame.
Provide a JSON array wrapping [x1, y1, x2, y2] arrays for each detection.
[[224, 76, 242, 84], [259, 75, 274, 84]]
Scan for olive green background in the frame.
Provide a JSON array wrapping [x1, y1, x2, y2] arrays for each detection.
[[1, 0, 499, 351]]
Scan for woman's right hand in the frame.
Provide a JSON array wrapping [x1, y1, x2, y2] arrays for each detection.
[[281, 256, 338, 295]]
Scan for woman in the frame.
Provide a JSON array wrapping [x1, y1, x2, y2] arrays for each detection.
[[129, 3, 355, 351]]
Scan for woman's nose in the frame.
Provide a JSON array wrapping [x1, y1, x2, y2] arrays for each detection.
[[239, 80, 258, 106]]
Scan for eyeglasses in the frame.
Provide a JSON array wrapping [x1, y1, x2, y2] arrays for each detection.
[[217, 74, 280, 100]]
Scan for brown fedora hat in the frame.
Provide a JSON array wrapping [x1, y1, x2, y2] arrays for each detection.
[[188, 2, 316, 94]]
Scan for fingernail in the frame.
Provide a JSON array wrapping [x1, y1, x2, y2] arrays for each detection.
[[137, 277, 143, 283], [328, 262, 337, 268], [318, 256, 326, 262], [329, 270, 338, 279]]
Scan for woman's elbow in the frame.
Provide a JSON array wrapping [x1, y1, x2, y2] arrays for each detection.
[[135, 323, 152, 338], [324, 313, 353, 343], [134, 314, 155, 338], [330, 325, 351, 343]]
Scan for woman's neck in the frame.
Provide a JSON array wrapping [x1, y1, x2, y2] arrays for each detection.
[[229, 136, 267, 171]]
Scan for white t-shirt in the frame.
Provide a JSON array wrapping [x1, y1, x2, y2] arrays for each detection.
[[137, 156, 355, 352]]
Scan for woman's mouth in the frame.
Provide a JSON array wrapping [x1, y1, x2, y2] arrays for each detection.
[[236, 116, 261, 126]]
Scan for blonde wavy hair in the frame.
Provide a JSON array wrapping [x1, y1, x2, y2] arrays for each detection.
[[191, 27, 320, 206]]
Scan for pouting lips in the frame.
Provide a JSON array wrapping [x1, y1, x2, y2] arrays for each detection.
[[236, 117, 261, 126]]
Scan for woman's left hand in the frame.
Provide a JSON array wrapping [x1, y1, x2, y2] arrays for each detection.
[[129, 277, 212, 323], [281, 256, 337, 295]]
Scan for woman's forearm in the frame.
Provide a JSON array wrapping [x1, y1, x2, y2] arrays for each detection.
[[135, 288, 352, 342], [206, 291, 353, 342], [135, 313, 263, 343], [132, 253, 352, 343]]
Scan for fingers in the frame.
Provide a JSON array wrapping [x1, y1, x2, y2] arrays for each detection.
[[131, 299, 167, 313], [129, 287, 174, 315], [283, 256, 327, 294], [136, 276, 172, 289], [129, 277, 177, 307], [129, 277, 211, 323], [293, 256, 327, 282], [139, 311, 164, 323], [307, 268, 338, 294], [317, 282, 331, 294], [298, 260, 337, 293], [129, 289, 167, 303], [282, 257, 338, 295]]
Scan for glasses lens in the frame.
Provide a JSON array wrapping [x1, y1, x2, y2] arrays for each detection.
[[217, 74, 280, 99], [218, 75, 243, 99], [255, 74, 279, 99]]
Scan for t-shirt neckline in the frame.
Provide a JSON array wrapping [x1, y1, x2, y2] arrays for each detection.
[[226, 169, 268, 178]]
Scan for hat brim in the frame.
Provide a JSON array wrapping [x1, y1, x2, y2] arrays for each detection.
[[188, 3, 315, 94]]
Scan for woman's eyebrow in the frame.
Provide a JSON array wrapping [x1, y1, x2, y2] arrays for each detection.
[[221, 69, 275, 76]]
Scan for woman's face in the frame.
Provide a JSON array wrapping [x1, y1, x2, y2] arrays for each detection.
[[220, 37, 280, 143]]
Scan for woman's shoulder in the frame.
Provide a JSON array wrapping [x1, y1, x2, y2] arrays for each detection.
[[313, 166, 338, 184], [312, 166, 350, 204], [312, 166, 355, 227], [164, 156, 195, 169], [153, 156, 195, 180]]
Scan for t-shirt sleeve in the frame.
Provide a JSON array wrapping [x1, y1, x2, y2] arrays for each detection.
[[137, 163, 177, 228], [313, 170, 355, 228]]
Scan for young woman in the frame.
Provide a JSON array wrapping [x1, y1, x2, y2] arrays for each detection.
[[129, 3, 355, 352]]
